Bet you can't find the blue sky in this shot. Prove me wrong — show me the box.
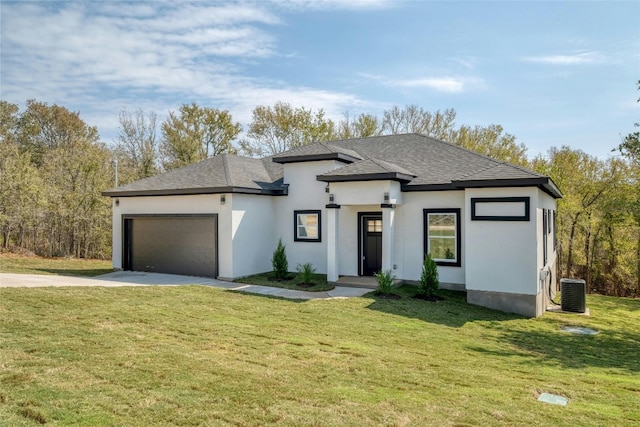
[1,0,638,160]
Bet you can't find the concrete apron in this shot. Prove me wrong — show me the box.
[0,272,372,301]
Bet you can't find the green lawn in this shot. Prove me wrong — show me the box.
[235,271,334,292]
[1,285,638,426]
[0,253,113,277]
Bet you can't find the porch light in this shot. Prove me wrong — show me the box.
[220,194,226,204]
[384,192,389,202]
[325,184,330,193]
[329,193,335,203]
[115,198,119,207]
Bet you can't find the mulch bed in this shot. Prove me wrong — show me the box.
[296,282,316,288]
[267,275,296,282]
[374,292,402,299]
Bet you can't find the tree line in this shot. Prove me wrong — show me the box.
[1,86,638,297]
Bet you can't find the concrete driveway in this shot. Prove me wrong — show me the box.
[0,271,372,300]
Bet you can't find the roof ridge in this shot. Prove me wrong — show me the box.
[221,153,233,186]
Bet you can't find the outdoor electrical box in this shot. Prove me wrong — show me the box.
[560,278,586,313]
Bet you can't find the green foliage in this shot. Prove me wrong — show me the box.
[239,101,336,156]
[337,112,381,139]
[160,103,241,170]
[374,269,395,295]
[445,247,454,259]
[1,100,111,258]
[420,254,440,297]
[448,123,529,167]
[296,262,316,284]
[271,238,289,279]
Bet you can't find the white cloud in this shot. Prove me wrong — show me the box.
[523,51,604,65]
[360,73,484,93]
[0,1,375,142]
[271,0,394,11]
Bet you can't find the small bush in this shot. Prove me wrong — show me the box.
[296,262,316,284]
[375,269,395,295]
[420,253,439,297]
[271,239,289,279]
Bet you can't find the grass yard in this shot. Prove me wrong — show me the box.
[0,285,639,426]
[0,253,113,277]
[235,272,334,292]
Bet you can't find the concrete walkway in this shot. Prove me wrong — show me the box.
[0,271,372,300]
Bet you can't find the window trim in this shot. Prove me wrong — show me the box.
[423,208,461,267]
[293,210,321,242]
[471,197,530,221]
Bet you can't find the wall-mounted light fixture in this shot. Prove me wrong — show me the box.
[329,193,335,203]
[384,192,389,202]
[325,184,330,193]
[115,198,120,207]
[220,194,226,205]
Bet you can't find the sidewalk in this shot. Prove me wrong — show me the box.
[0,271,373,301]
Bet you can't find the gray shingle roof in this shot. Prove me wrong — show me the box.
[103,133,561,198]
[102,154,283,196]
[317,157,416,182]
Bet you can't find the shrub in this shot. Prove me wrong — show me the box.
[375,269,395,295]
[420,253,439,297]
[271,239,288,279]
[296,262,316,284]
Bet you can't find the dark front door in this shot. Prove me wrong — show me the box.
[359,213,382,276]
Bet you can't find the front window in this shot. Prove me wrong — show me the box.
[294,210,321,242]
[424,208,461,266]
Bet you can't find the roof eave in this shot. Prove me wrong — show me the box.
[101,186,286,197]
[317,172,415,183]
[451,177,563,198]
[273,152,360,164]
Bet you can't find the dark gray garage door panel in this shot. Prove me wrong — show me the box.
[130,216,217,277]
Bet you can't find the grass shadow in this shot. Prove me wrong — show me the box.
[467,325,640,372]
[365,284,521,328]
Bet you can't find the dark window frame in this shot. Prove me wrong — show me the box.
[423,208,462,267]
[542,208,548,266]
[293,210,322,242]
[471,197,530,221]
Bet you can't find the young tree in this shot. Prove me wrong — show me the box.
[115,108,159,183]
[239,101,336,157]
[160,103,241,170]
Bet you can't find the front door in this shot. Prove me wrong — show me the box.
[359,213,382,276]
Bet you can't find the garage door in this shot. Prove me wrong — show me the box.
[123,215,217,277]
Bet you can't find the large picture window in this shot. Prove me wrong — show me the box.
[424,208,461,266]
[294,210,321,242]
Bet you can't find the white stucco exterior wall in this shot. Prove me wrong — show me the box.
[274,160,340,272]
[464,187,539,295]
[229,194,277,278]
[110,194,227,272]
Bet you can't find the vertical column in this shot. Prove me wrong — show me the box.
[381,207,395,273]
[326,206,340,282]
